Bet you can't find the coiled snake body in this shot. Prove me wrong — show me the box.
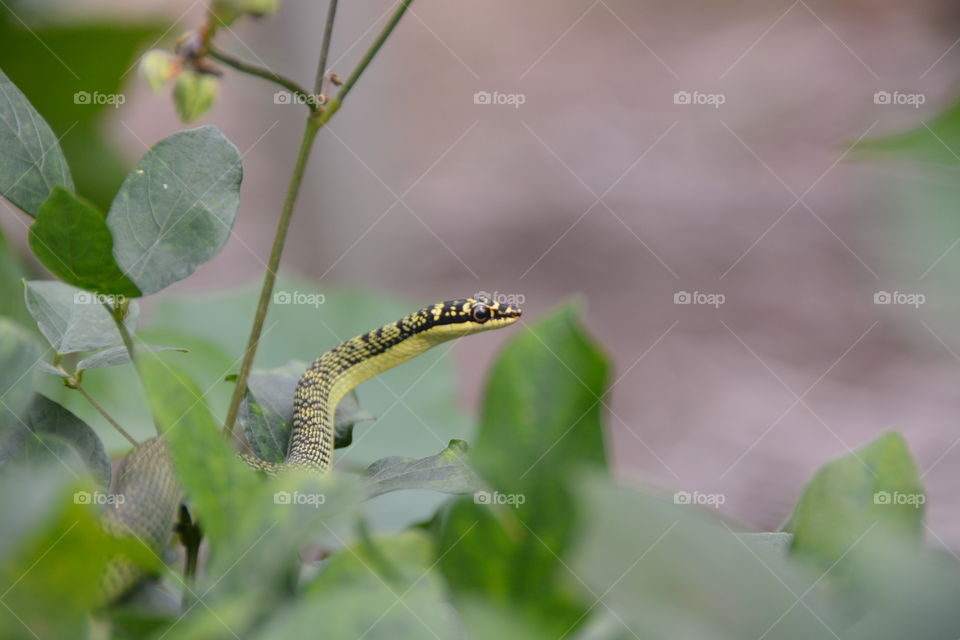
[102,297,521,600]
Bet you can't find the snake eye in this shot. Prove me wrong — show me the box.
[471,304,491,323]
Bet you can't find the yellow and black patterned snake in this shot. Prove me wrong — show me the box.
[101,297,521,600]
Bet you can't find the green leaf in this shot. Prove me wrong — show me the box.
[853,100,960,165]
[363,439,477,499]
[473,303,608,487]
[28,186,140,296]
[0,17,165,209]
[785,431,925,579]
[435,304,610,637]
[0,65,72,216]
[0,469,115,638]
[569,473,842,640]
[240,360,374,463]
[22,280,138,354]
[140,352,250,544]
[0,225,32,326]
[251,530,454,640]
[76,344,186,372]
[106,126,242,296]
[0,394,112,487]
[0,317,41,429]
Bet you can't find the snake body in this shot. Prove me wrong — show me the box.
[102,297,521,600]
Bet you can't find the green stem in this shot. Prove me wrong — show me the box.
[106,301,160,436]
[314,0,339,95]
[207,46,320,112]
[222,0,416,438]
[335,0,413,104]
[223,118,321,439]
[75,384,139,447]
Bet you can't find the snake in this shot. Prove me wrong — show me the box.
[100,297,521,601]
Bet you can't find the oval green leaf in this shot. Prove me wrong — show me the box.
[29,187,140,297]
[0,66,73,216]
[106,126,242,295]
[22,280,138,354]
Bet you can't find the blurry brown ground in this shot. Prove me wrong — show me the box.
[20,0,960,550]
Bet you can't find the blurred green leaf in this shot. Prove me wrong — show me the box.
[0,226,32,326]
[472,303,608,487]
[0,65,72,216]
[0,394,111,487]
[0,468,115,639]
[0,16,164,209]
[853,101,960,165]
[240,360,374,462]
[106,126,242,296]
[785,431,924,580]
[76,344,186,373]
[571,473,842,640]
[0,316,41,429]
[435,304,610,637]
[251,530,454,640]
[28,186,141,296]
[363,439,477,499]
[22,280,138,354]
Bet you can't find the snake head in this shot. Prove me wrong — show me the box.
[419,297,522,339]
[466,295,522,327]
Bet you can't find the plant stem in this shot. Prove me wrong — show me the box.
[223,117,321,439]
[207,46,320,111]
[222,0,416,438]
[75,385,139,446]
[106,301,160,436]
[314,0,339,95]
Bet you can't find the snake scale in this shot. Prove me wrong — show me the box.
[101,297,521,600]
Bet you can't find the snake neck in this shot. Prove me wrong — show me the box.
[280,317,450,473]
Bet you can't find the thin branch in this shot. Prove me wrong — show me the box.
[106,301,161,436]
[314,0,340,95]
[223,118,321,439]
[75,385,139,447]
[207,46,320,111]
[318,0,414,124]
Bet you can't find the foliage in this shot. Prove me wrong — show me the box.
[0,3,958,639]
